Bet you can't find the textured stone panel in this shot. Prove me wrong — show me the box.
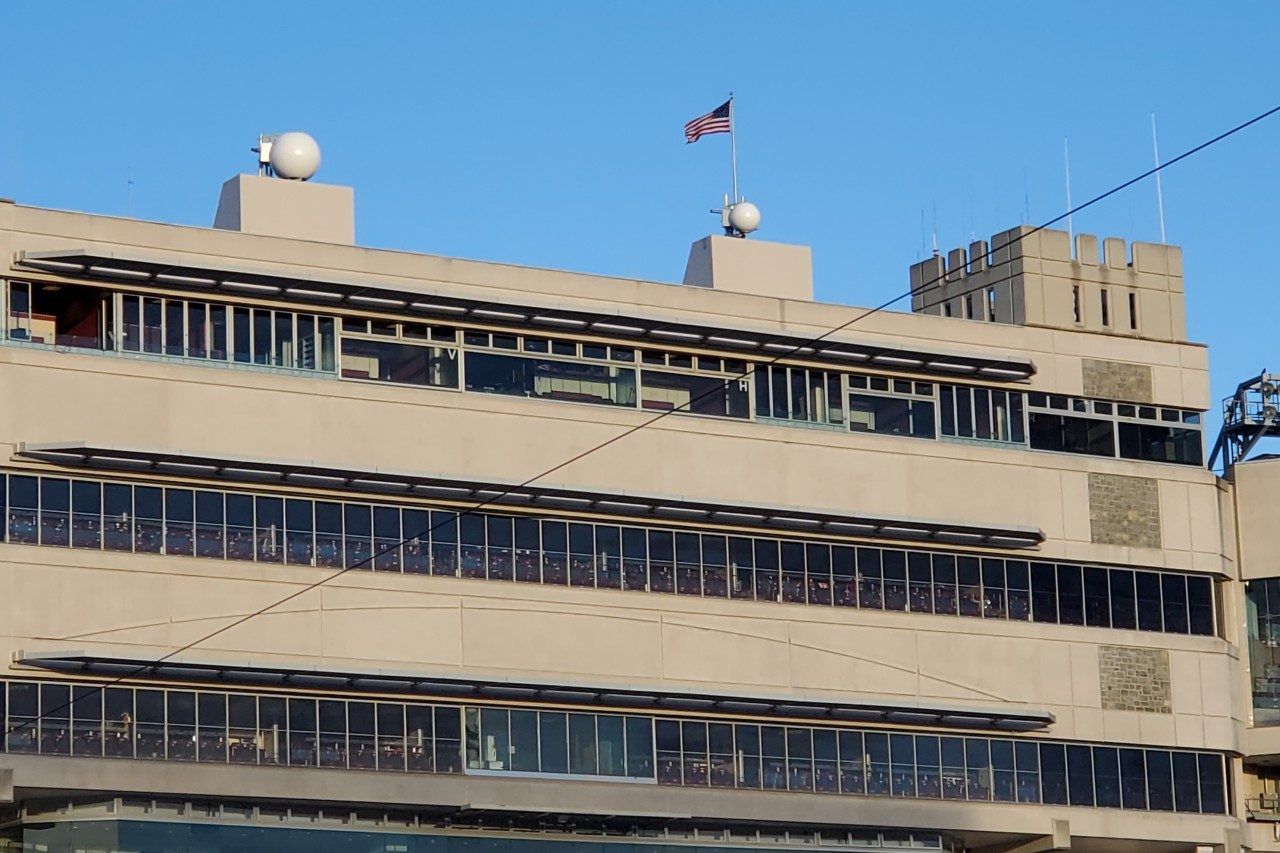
[1088,473,1162,548]
[1082,358,1154,403]
[1099,646,1171,713]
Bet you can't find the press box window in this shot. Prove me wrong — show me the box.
[1027,393,1204,466]
[939,385,1025,444]
[1118,422,1203,466]
[848,377,935,439]
[754,366,844,427]
[5,280,112,351]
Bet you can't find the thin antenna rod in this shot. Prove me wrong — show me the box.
[1063,138,1074,243]
[1151,113,1167,243]
[127,167,134,218]
[931,199,939,256]
[1022,167,1031,223]
[728,93,739,204]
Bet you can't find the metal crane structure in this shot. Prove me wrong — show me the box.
[1209,371,1280,475]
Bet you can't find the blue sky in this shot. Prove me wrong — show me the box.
[3,2,1278,432]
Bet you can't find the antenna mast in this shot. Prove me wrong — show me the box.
[1151,113,1167,243]
[1063,138,1074,244]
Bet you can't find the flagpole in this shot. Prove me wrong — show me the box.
[728,93,739,203]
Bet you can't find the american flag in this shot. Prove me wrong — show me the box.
[684,100,732,144]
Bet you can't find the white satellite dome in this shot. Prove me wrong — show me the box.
[728,201,761,234]
[269,132,322,180]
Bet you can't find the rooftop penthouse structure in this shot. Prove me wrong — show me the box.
[0,134,1273,853]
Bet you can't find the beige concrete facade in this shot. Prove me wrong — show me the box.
[0,194,1256,852]
[911,227,1187,343]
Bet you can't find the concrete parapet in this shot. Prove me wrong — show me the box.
[908,226,1186,342]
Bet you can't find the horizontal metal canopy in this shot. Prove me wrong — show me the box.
[14,249,1036,382]
[13,650,1055,732]
[15,442,1045,549]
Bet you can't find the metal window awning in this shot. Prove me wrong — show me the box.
[12,650,1055,731]
[13,249,1037,381]
[14,442,1045,549]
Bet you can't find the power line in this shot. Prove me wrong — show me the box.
[6,101,1279,741]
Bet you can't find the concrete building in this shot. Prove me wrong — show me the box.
[0,155,1265,852]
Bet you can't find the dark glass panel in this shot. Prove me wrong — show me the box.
[1187,576,1214,636]
[655,718,681,784]
[1118,422,1203,466]
[1066,744,1094,806]
[882,550,907,611]
[1171,752,1200,813]
[1057,565,1084,625]
[864,732,890,795]
[857,547,882,610]
[542,520,568,585]
[103,482,133,552]
[342,337,458,388]
[838,730,864,795]
[1136,571,1163,632]
[965,738,990,801]
[195,491,225,559]
[625,716,653,778]
[941,736,966,800]
[812,728,838,793]
[805,543,831,606]
[641,369,747,418]
[981,558,1006,619]
[1005,559,1030,620]
[1199,753,1225,813]
[677,531,703,596]
[314,499,345,563]
[71,684,104,757]
[133,485,163,554]
[71,479,102,550]
[475,514,510,581]
[225,493,255,561]
[889,733,915,797]
[39,683,70,755]
[1162,574,1189,634]
[787,727,813,792]
[1015,741,1040,803]
[39,477,70,547]
[1039,743,1068,805]
[539,712,569,775]
[832,545,855,607]
[737,722,752,788]
[1146,750,1174,811]
[285,499,315,567]
[1119,748,1147,810]
[990,739,1015,802]
[1109,569,1137,630]
[1028,412,1116,457]
[1083,566,1111,628]
[915,735,941,799]
[456,513,487,579]
[908,551,933,613]
[679,720,707,786]
[430,510,459,577]
[957,556,982,618]
[1093,746,1121,808]
[164,488,194,557]
[254,496,284,563]
[932,554,957,615]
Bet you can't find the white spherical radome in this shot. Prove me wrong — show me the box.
[727,201,762,234]
[269,132,322,180]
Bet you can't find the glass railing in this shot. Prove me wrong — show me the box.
[0,677,1230,815]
